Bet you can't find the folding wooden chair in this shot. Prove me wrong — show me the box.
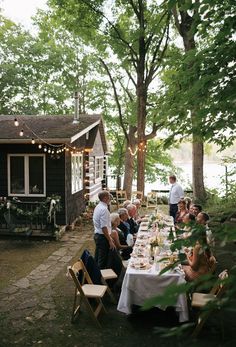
[146,192,158,208]
[115,190,127,208]
[131,191,143,202]
[100,268,118,303]
[80,249,118,304]
[191,269,228,337]
[68,260,107,328]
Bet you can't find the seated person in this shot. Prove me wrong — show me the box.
[190,203,202,217]
[126,203,139,235]
[123,200,131,209]
[182,228,216,282]
[175,199,189,225]
[133,199,144,223]
[110,212,133,260]
[117,207,130,241]
[179,213,195,239]
[196,211,214,247]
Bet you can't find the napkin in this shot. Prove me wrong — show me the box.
[127,233,134,247]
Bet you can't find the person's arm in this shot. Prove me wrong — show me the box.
[102,226,116,249]
[100,208,115,249]
[111,230,129,250]
[186,243,201,270]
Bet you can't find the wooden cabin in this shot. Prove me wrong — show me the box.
[0,114,108,233]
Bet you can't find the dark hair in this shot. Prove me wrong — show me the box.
[200,212,210,222]
[98,190,110,201]
[169,175,176,181]
[188,213,195,221]
[193,204,202,212]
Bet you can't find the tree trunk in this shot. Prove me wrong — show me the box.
[192,138,206,202]
[137,146,146,194]
[123,126,137,199]
[123,143,135,199]
[179,12,206,202]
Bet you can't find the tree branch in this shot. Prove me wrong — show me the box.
[172,5,181,35]
[80,0,138,58]
[128,0,140,19]
[99,58,129,143]
[145,15,170,86]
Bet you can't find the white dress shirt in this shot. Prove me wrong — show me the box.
[93,201,111,235]
[169,183,184,204]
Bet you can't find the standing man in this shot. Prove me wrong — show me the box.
[168,175,184,221]
[93,190,115,269]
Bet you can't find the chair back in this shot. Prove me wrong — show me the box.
[146,191,158,208]
[70,259,93,286]
[81,249,102,284]
[116,190,127,207]
[210,269,228,296]
[131,191,143,202]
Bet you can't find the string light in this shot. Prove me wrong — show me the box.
[13,118,86,156]
[128,141,147,156]
[128,146,138,156]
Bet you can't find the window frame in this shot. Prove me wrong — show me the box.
[7,153,46,197]
[71,153,83,194]
[95,156,104,182]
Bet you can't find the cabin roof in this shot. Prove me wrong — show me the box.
[0,114,104,145]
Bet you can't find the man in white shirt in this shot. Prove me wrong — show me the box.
[168,175,184,221]
[93,190,115,269]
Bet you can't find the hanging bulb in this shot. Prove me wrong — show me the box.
[44,147,47,152]
[38,144,42,149]
[19,129,24,136]
[31,138,35,144]
[14,118,19,127]
[48,148,51,153]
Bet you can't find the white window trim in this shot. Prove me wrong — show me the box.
[95,156,104,183]
[7,154,46,197]
[71,153,83,194]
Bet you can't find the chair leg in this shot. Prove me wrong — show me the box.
[85,299,102,328]
[71,289,81,323]
[192,311,211,338]
[101,278,116,304]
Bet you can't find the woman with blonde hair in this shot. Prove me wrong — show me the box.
[110,212,132,260]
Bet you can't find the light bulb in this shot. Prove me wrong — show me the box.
[19,129,24,136]
[14,118,19,127]
[31,139,35,144]
[38,144,42,149]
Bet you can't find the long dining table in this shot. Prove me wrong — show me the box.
[117,216,189,323]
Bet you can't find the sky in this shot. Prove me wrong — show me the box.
[1,0,47,28]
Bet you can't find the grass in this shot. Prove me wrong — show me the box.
[0,238,61,290]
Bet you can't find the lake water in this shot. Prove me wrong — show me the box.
[108,161,235,195]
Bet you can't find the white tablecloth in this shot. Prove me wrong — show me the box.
[117,261,189,323]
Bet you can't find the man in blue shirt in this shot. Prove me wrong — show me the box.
[168,175,184,221]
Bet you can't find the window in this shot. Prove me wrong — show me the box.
[71,154,83,194]
[8,154,45,196]
[95,157,104,180]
